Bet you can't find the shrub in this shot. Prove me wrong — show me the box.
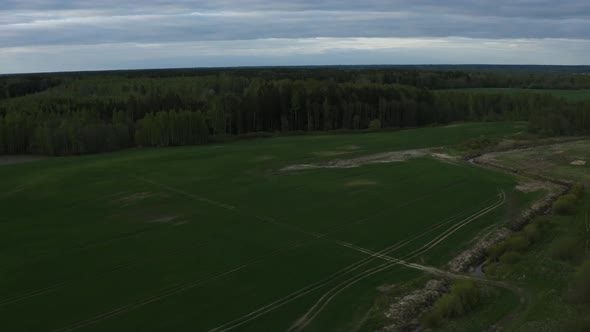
[487,242,508,262]
[484,262,499,276]
[368,119,382,130]
[422,310,444,329]
[422,280,481,328]
[522,223,541,243]
[500,251,523,264]
[435,293,464,317]
[550,237,581,261]
[571,184,586,200]
[532,216,553,230]
[553,194,578,215]
[504,234,531,252]
[457,136,498,152]
[565,318,590,332]
[566,260,590,304]
[451,280,480,310]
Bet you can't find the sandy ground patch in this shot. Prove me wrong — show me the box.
[339,145,361,150]
[515,180,561,193]
[254,155,275,161]
[116,192,154,204]
[149,215,181,224]
[283,149,430,172]
[282,149,456,172]
[431,153,456,161]
[0,155,47,166]
[312,150,354,157]
[173,220,188,226]
[571,160,587,166]
[345,180,377,187]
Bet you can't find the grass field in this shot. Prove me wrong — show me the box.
[0,122,535,332]
[440,88,590,102]
[485,140,590,183]
[444,139,590,332]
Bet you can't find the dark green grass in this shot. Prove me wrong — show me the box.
[439,88,590,102]
[0,122,531,332]
[437,286,521,332]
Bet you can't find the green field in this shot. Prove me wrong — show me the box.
[441,88,590,102]
[0,123,534,332]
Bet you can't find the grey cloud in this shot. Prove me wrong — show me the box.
[2,1,590,19]
[1,1,589,72]
[2,38,589,74]
[2,9,590,49]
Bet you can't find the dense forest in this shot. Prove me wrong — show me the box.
[0,66,589,155]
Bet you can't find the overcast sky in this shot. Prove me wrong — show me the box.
[1,1,590,73]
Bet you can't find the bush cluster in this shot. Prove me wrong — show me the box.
[550,237,581,261]
[553,194,579,215]
[422,280,481,328]
[456,135,498,152]
[554,184,586,215]
[566,260,590,304]
[487,234,531,263]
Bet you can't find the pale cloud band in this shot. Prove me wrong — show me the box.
[1,1,589,73]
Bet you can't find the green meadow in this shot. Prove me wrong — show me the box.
[0,122,535,331]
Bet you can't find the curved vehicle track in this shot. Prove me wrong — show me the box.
[287,192,506,332]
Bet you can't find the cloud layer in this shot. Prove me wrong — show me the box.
[1,1,590,73]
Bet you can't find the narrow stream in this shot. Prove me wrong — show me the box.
[470,261,486,277]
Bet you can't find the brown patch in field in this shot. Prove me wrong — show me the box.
[339,145,361,150]
[431,153,457,161]
[571,160,587,166]
[117,192,154,204]
[281,149,431,172]
[345,180,377,187]
[313,150,353,157]
[0,155,47,166]
[0,186,27,197]
[515,181,560,193]
[149,215,181,224]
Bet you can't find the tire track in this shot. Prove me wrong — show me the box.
[51,190,491,332]
[5,178,457,315]
[206,195,501,332]
[0,240,213,307]
[287,191,505,332]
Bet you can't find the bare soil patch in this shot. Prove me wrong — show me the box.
[345,180,377,187]
[254,155,275,162]
[312,150,354,157]
[0,155,47,166]
[339,145,361,150]
[281,149,456,173]
[281,149,431,172]
[515,180,561,193]
[148,215,181,224]
[116,192,155,205]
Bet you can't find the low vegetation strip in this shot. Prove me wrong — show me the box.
[376,141,575,332]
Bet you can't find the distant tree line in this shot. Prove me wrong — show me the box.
[0,68,589,155]
[0,77,62,100]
